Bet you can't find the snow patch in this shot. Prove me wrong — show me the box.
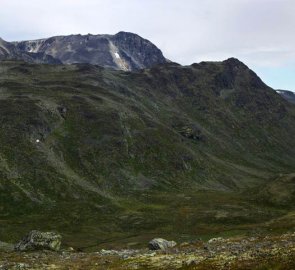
[23,39,46,53]
[109,40,130,71]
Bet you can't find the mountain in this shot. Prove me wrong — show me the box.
[0,38,61,64]
[276,89,295,104]
[12,32,168,70]
[0,37,19,58]
[1,58,295,247]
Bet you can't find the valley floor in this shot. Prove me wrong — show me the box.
[1,232,295,270]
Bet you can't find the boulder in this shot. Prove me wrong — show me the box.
[208,237,224,244]
[14,230,62,251]
[148,238,177,250]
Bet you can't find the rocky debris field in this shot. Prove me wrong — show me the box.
[0,232,295,269]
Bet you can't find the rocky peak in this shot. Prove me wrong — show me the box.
[111,31,167,70]
[11,32,168,70]
[219,58,266,89]
[223,57,248,68]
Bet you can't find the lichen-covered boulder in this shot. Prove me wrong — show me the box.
[148,238,177,250]
[14,230,62,251]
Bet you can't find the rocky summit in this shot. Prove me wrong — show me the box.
[2,32,168,70]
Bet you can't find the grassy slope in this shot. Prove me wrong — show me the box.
[0,59,295,248]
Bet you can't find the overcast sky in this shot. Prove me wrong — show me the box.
[1,0,294,90]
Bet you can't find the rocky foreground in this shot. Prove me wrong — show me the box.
[0,232,295,269]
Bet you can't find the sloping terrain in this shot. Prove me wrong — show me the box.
[1,233,295,269]
[276,89,295,104]
[258,173,295,206]
[0,59,295,247]
[13,32,168,70]
[0,38,60,64]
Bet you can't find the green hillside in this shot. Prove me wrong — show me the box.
[0,59,294,249]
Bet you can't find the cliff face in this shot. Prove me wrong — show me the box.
[12,32,168,70]
[0,38,61,64]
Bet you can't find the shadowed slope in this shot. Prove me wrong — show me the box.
[0,59,294,246]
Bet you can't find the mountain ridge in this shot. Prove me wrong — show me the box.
[8,31,168,70]
[1,31,295,248]
[276,89,295,104]
[0,37,61,64]
[0,58,295,245]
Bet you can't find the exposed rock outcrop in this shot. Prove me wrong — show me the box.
[11,32,168,70]
[148,238,177,250]
[14,231,62,252]
[0,38,61,64]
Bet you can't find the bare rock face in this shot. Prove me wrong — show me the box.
[14,230,62,252]
[12,32,168,70]
[0,38,61,64]
[148,238,177,250]
[111,31,168,70]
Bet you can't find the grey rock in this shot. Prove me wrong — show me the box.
[12,32,168,70]
[0,38,60,64]
[98,249,141,258]
[148,238,177,250]
[14,230,62,251]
